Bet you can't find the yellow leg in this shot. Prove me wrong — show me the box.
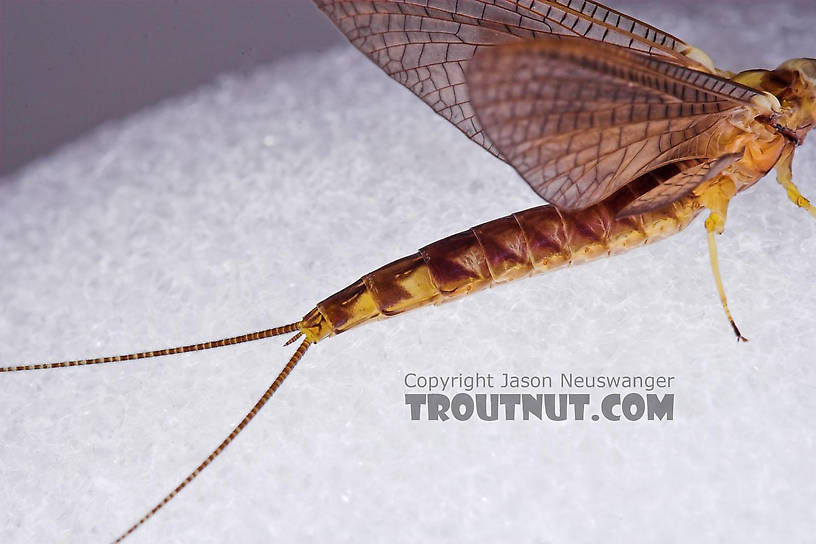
[776,147,816,220]
[704,212,748,342]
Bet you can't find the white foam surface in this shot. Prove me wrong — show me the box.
[2,3,816,542]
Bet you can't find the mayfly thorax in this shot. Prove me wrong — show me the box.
[3,1,816,541]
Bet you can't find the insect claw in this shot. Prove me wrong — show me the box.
[730,320,749,343]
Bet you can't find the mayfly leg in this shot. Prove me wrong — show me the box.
[705,211,748,342]
[776,146,816,220]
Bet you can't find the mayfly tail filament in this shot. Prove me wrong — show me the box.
[2,318,314,541]
[0,322,303,373]
[112,336,312,543]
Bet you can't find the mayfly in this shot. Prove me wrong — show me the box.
[4,0,816,541]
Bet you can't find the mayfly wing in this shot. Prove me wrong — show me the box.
[314,0,693,158]
[617,152,744,217]
[466,37,762,211]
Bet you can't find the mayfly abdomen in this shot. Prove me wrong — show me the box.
[301,175,703,344]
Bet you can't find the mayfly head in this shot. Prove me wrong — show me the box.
[767,58,816,145]
[776,57,816,85]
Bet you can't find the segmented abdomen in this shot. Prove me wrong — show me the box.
[300,172,703,343]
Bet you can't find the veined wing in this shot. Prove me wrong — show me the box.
[617,153,743,217]
[314,0,692,157]
[466,38,761,210]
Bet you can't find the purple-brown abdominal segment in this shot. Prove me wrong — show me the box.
[471,215,532,283]
[421,231,493,297]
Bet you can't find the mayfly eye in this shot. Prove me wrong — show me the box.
[766,69,795,90]
[799,59,816,80]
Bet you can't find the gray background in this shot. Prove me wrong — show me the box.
[0,0,342,178]
[4,0,815,180]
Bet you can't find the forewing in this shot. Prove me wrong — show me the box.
[617,152,743,217]
[314,0,691,157]
[467,38,760,210]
